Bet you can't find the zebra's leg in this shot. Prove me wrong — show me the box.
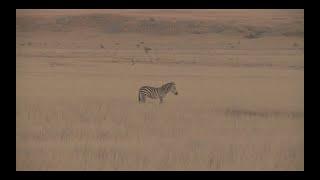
[139,93,145,103]
[159,97,163,104]
[138,92,141,103]
[141,95,146,103]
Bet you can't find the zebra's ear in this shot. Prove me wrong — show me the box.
[171,81,175,85]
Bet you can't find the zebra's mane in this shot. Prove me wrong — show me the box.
[162,82,175,87]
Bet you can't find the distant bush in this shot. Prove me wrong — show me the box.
[55,17,72,25]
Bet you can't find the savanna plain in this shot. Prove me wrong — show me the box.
[16,9,304,170]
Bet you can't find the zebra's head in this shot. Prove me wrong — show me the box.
[169,82,178,95]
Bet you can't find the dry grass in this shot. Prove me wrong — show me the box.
[16,9,304,171]
[16,97,304,170]
[16,63,304,171]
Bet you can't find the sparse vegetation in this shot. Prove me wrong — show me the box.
[245,32,261,39]
[149,17,155,22]
[144,47,152,54]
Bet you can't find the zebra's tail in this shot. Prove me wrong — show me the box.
[138,91,141,103]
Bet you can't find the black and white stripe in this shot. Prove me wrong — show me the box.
[138,82,178,103]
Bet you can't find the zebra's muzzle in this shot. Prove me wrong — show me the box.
[175,92,178,95]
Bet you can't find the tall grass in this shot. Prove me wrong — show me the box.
[16,96,304,170]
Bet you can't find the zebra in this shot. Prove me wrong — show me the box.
[138,82,178,104]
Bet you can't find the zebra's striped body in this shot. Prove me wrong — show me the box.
[138,82,178,104]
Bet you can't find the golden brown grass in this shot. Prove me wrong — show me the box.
[16,9,304,171]
[16,63,304,170]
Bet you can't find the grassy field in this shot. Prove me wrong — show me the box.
[16,9,304,170]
